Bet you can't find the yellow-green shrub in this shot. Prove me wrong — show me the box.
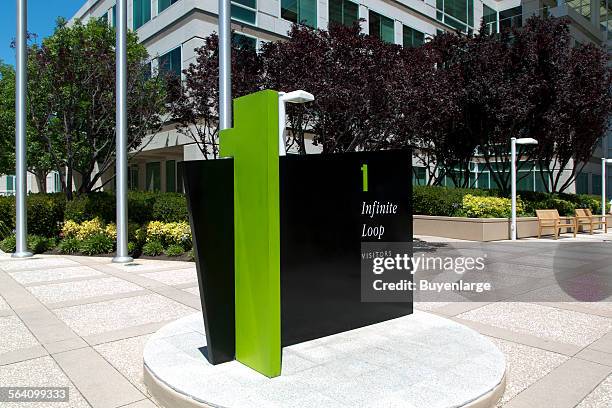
[145,221,192,250]
[462,194,524,218]
[61,218,114,240]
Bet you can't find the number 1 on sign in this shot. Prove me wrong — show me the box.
[361,164,368,192]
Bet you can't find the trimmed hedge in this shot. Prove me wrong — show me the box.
[413,185,607,218]
[0,193,65,237]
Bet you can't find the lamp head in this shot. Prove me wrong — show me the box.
[515,138,538,145]
[280,90,315,104]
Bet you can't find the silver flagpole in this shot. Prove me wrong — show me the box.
[112,0,132,263]
[218,0,232,130]
[13,0,32,258]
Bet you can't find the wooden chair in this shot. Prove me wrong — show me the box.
[536,209,576,239]
[575,208,607,234]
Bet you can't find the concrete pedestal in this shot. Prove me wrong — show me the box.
[143,311,506,408]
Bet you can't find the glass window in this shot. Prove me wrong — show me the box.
[403,26,425,47]
[368,10,394,43]
[576,172,589,194]
[111,5,116,28]
[567,0,591,20]
[99,13,109,25]
[129,166,139,190]
[281,0,317,27]
[159,0,180,13]
[329,0,358,27]
[6,175,15,192]
[593,174,602,195]
[436,0,474,32]
[483,4,497,34]
[499,6,522,31]
[232,0,257,24]
[166,160,176,192]
[146,162,161,191]
[133,0,151,29]
[232,33,257,50]
[158,47,182,77]
[412,167,426,185]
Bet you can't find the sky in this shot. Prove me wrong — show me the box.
[0,0,83,65]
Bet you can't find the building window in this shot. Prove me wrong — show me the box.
[111,5,117,28]
[146,162,161,191]
[499,6,522,31]
[368,10,394,43]
[281,0,317,27]
[231,0,257,25]
[436,0,474,32]
[483,4,497,34]
[412,167,426,185]
[232,33,257,51]
[403,26,425,47]
[593,174,602,195]
[329,0,358,27]
[576,172,589,194]
[99,13,109,25]
[128,166,139,190]
[165,161,176,192]
[133,0,151,29]
[6,175,15,192]
[158,47,182,77]
[566,0,591,21]
[53,172,61,192]
[159,0,180,14]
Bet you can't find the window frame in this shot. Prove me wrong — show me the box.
[368,9,395,43]
[279,0,318,28]
[328,0,359,28]
[232,0,258,25]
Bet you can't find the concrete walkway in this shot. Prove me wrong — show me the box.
[0,251,610,407]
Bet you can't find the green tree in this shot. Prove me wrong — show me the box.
[28,18,167,199]
[0,61,15,176]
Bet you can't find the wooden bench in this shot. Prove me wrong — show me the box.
[575,208,607,234]
[536,209,576,239]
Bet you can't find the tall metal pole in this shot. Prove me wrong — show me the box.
[511,138,517,240]
[13,0,32,258]
[602,158,606,219]
[112,0,132,263]
[218,0,232,130]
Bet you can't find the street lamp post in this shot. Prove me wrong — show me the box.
[218,0,231,131]
[112,0,132,263]
[511,137,538,240]
[601,158,612,226]
[13,0,32,258]
[278,91,315,156]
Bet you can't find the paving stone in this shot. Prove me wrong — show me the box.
[575,374,612,408]
[94,335,151,393]
[182,286,200,297]
[0,257,78,272]
[0,294,9,311]
[0,316,39,354]
[54,294,195,336]
[488,337,568,405]
[140,268,198,286]
[0,356,90,408]
[458,302,612,347]
[26,277,143,304]
[9,265,104,285]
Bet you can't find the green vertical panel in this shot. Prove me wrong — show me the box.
[220,90,281,378]
[166,160,176,192]
[329,0,343,25]
[380,15,395,43]
[344,0,358,25]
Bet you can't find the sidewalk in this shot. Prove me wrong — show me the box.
[0,251,610,408]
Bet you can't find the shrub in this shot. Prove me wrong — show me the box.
[128,191,157,224]
[151,193,188,222]
[27,194,65,237]
[188,248,195,262]
[127,241,136,255]
[58,237,80,254]
[462,194,523,218]
[28,235,54,254]
[0,196,14,230]
[0,220,10,240]
[413,186,490,217]
[145,221,192,250]
[0,235,16,253]
[76,218,105,240]
[142,240,164,256]
[524,197,575,216]
[164,244,185,257]
[79,233,115,255]
[65,192,115,223]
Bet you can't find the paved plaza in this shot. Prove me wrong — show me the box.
[0,235,611,407]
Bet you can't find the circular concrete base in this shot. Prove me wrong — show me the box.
[143,312,506,408]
